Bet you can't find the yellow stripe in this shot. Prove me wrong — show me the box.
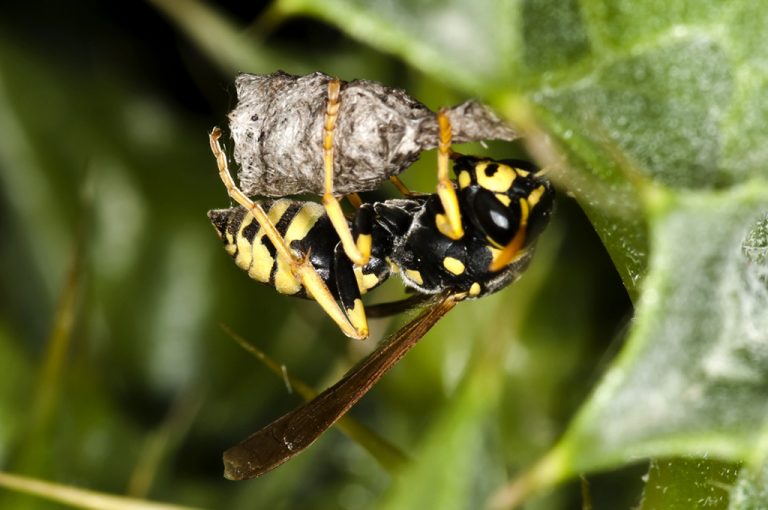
[224,230,237,256]
[248,201,290,284]
[234,213,254,271]
[527,185,546,207]
[274,202,323,295]
[519,198,530,225]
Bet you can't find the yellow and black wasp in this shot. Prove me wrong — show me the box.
[208,133,554,479]
[209,129,554,342]
[225,71,519,271]
[207,75,554,478]
[209,76,552,339]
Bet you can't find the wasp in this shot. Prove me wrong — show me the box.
[209,129,554,341]
[209,128,554,478]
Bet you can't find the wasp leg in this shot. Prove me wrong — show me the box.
[389,176,414,197]
[346,193,363,209]
[322,78,371,266]
[333,244,369,335]
[489,198,529,272]
[434,110,465,240]
[210,127,367,340]
[352,202,374,268]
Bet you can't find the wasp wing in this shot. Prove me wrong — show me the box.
[222,292,459,480]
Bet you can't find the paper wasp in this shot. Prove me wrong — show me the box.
[208,75,554,478]
[208,136,553,480]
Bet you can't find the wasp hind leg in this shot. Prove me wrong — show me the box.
[333,244,369,336]
[434,110,464,240]
[321,78,372,267]
[209,127,368,340]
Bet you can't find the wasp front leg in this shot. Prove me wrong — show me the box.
[210,127,368,340]
[434,110,464,240]
[321,78,372,267]
[333,244,369,337]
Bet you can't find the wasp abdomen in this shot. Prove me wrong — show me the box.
[209,200,327,297]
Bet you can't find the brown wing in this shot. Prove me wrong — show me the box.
[222,292,461,480]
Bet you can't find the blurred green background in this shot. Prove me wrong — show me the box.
[3,1,765,509]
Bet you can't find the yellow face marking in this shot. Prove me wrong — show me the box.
[515,168,530,177]
[527,185,546,208]
[476,162,516,193]
[458,170,472,189]
[519,198,530,225]
[469,282,481,296]
[443,256,466,275]
[495,193,511,207]
[234,213,255,271]
[405,269,424,285]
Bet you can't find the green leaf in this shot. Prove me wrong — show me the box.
[556,185,768,473]
[730,461,768,510]
[639,459,739,510]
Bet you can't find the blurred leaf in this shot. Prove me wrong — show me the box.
[150,0,284,73]
[639,459,739,510]
[0,471,203,510]
[558,186,768,471]
[729,461,768,510]
[380,351,501,510]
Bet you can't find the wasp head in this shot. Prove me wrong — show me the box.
[454,155,554,252]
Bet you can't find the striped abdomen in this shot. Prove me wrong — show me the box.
[208,199,390,299]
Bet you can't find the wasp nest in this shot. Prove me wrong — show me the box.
[227,71,518,196]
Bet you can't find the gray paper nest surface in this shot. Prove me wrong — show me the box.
[228,71,517,196]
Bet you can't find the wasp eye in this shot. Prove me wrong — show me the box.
[465,189,519,246]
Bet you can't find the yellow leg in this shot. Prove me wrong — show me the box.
[322,78,371,266]
[389,176,414,196]
[346,193,363,209]
[209,127,368,340]
[435,110,464,240]
[489,198,529,272]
